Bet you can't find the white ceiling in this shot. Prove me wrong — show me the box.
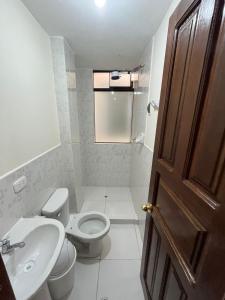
[22,0,172,69]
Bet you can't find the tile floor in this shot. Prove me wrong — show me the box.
[68,224,144,300]
[81,187,138,223]
[67,187,144,300]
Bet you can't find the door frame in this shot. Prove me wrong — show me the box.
[0,254,15,299]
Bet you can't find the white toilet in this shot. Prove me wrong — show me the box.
[66,211,110,258]
[42,188,110,259]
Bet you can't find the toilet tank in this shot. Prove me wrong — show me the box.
[42,188,69,227]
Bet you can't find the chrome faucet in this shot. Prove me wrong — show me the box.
[0,239,25,254]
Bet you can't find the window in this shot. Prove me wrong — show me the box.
[109,73,131,87]
[93,71,134,143]
[94,72,109,88]
[94,71,132,89]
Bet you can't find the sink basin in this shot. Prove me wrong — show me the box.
[2,217,65,300]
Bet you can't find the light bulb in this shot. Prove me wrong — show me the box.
[95,0,106,8]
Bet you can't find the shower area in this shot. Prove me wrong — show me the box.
[77,69,136,224]
[52,37,154,242]
[76,66,153,239]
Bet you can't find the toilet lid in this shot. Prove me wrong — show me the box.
[50,238,76,278]
[42,188,69,215]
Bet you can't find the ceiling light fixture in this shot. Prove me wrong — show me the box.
[95,0,106,8]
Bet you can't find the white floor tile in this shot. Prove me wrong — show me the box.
[105,198,137,219]
[81,186,138,220]
[105,187,130,202]
[84,186,106,200]
[68,259,99,300]
[135,225,144,257]
[81,198,105,213]
[81,186,106,213]
[104,187,137,219]
[101,224,140,260]
[97,260,144,300]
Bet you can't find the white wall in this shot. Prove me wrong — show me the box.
[0,37,83,238]
[131,0,181,240]
[145,0,181,151]
[0,0,60,177]
[130,40,153,240]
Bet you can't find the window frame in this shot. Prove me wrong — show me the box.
[93,70,134,144]
[93,70,134,92]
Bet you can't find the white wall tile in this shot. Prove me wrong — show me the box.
[130,40,154,240]
[76,69,132,186]
[0,146,64,237]
[51,37,84,212]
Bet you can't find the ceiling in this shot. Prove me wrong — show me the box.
[22,0,172,69]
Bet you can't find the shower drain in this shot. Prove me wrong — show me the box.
[24,260,35,272]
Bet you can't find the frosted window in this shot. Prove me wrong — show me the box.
[110,73,131,87]
[95,92,133,143]
[94,72,109,88]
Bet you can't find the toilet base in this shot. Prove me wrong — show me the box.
[68,235,103,258]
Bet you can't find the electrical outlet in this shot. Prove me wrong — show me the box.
[13,176,27,193]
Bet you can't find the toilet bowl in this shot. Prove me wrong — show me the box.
[66,212,110,257]
[42,188,110,259]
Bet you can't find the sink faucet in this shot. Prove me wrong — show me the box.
[0,239,25,254]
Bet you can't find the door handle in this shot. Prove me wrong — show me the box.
[142,203,154,214]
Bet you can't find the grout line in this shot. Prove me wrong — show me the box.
[103,186,107,214]
[77,257,101,261]
[134,225,142,258]
[95,257,101,300]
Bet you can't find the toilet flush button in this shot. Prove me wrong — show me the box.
[13,176,27,193]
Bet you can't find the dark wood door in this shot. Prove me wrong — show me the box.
[0,254,15,299]
[141,0,225,299]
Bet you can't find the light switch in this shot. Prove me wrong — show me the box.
[13,176,27,193]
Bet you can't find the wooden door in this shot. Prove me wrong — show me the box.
[0,254,15,299]
[141,0,225,299]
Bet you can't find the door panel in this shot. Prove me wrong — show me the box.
[162,262,186,300]
[187,38,225,200]
[141,0,225,299]
[144,224,188,299]
[161,5,199,166]
[156,179,206,270]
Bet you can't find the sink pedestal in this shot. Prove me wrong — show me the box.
[31,282,52,300]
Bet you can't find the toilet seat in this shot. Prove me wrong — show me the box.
[66,212,110,242]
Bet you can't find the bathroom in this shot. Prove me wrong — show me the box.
[1,0,225,299]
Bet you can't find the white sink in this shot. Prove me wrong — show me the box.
[2,217,65,300]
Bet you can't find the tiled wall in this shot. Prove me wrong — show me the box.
[0,146,64,237]
[0,37,83,237]
[51,37,83,212]
[76,68,131,186]
[130,41,154,240]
